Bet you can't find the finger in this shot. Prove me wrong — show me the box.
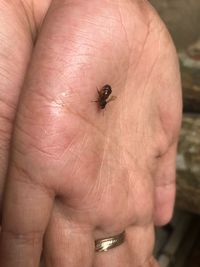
[0,0,52,210]
[0,2,33,207]
[44,203,94,267]
[0,159,54,267]
[153,143,177,226]
[94,224,155,267]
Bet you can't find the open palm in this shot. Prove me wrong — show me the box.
[0,0,182,266]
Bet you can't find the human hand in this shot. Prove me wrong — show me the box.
[0,0,182,266]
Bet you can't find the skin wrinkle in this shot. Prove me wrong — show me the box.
[16,87,122,161]
[0,100,16,119]
[19,0,36,42]
[42,38,111,81]
[15,101,119,209]
[119,120,133,212]
[70,136,114,208]
[124,30,150,152]
[14,126,74,160]
[135,43,160,137]
[122,151,136,221]
[117,1,131,55]
[0,66,10,81]
[32,0,52,29]
[24,89,61,113]
[0,44,25,83]
[18,0,51,42]
[62,107,107,140]
[0,102,16,144]
[155,180,176,188]
[109,6,130,84]
[85,141,118,221]
[77,178,104,211]
[66,183,105,215]
[11,158,55,199]
[1,1,33,46]
[18,137,64,159]
[1,228,43,246]
[93,166,147,232]
[66,132,90,176]
[0,134,10,147]
[133,44,162,162]
[14,116,73,162]
[32,42,110,94]
[55,133,80,163]
[36,44,92,72]
[92,6,131,77]
[0,118,13,137]
[47,202,92,236]
[30,1,38,39]
[127,21,149,73]
[96,134,109,199]
[0,44,28,82]
[46,4,125,55]
[14,120,38,146]
[77,16,119,30]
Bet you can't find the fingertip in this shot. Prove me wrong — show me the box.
[154,183,176,226]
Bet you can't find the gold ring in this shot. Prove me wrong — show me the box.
[95,231,125,252]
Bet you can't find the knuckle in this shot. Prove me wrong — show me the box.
[1,228,43,246]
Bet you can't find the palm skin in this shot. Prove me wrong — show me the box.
[0,0,182,266]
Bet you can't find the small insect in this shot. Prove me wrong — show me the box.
[94,84,116,109]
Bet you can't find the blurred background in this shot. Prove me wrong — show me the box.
[149,1,200,267]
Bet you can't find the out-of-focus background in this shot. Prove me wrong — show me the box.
[149,1,200,267]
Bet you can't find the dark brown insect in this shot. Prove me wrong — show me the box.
[95,84,116,109]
